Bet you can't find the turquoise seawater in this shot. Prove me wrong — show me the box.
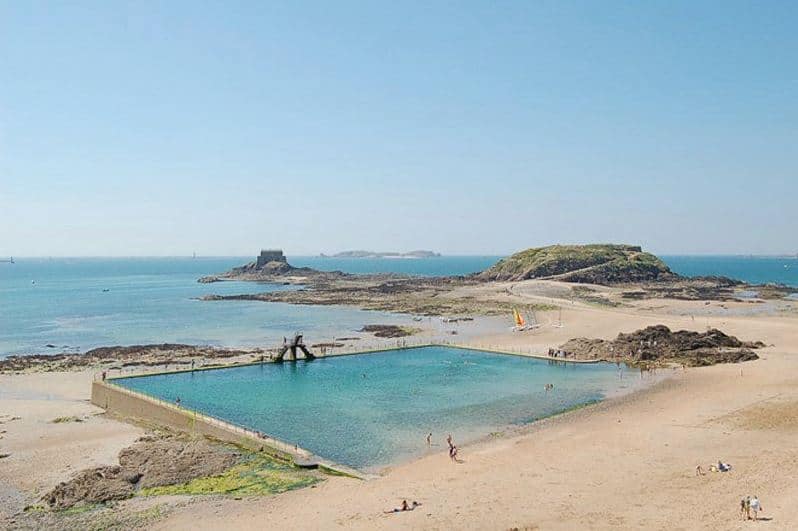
[115,346,636,469]
[2,255,795,358]
[662,255,798,287]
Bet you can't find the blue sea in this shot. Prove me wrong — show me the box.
[1,255,795,358]
[116,345,638,469]
[662,255,798,287]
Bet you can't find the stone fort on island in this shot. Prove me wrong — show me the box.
[256,249,287,268]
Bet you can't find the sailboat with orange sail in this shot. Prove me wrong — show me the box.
[513,308,526,328]
[511,308,539,331]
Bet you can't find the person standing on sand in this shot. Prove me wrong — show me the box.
[749,495,762,520]
[446,434,453,451]
[426,433,432,446]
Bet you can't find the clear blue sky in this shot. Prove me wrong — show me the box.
[1,1,796,256]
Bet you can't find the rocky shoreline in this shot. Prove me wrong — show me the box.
[557,325,765,367]
[0,344,262,373]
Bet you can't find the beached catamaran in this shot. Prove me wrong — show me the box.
[513,308,526,330]
[511,307,543,332]
[511,308,536,331]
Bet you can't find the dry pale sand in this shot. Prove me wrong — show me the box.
[2,283,797,529]
[0,371,144,520]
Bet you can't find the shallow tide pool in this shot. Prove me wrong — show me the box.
[115,346,639,470]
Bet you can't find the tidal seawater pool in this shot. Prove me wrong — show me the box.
[115,346,638,470]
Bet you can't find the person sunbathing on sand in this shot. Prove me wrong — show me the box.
[384,500,421,514]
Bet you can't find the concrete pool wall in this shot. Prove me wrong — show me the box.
[91,380,367,479]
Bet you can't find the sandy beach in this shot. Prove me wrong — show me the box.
[2,282,797,529]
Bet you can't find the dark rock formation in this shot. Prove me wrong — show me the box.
[358,325,418,338]
[0,344,258,373]
[117,435,238,489]
[558,325,763,366]
[42,434,238,510]
[42,466,141,509]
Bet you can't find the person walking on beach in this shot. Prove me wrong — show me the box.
[449,444,458,462]
[740,496,750,520]
[175,397,181,407]
[426,432,432,446]
[749,495,762,520]
[446,434,453,451]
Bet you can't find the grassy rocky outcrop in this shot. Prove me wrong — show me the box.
[476,244,676,284]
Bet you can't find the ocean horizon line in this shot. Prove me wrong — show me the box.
[3,252,797,260]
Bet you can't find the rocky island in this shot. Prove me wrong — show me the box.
[476,244,676,283]
[199,245,796,310]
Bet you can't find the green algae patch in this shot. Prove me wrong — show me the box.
[59,503,102,515]
[138,454,319,497]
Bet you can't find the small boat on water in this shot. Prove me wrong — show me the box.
[0,256,13,264]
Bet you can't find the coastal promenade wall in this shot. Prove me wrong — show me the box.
[91,380,365,479]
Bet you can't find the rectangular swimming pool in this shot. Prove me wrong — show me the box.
[114,346,637,470]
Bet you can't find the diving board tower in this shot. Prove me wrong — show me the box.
[274,333,316,362]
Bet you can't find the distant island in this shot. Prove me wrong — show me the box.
[320,250,441,259]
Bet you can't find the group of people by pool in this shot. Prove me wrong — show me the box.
[424,432,461,462]
[547,348,569,358]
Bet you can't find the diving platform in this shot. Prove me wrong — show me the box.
[273,333,316,362]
